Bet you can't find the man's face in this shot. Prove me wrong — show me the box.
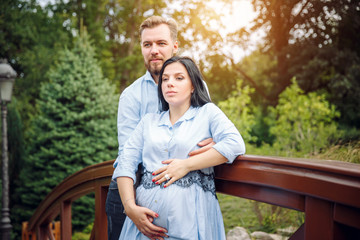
[141,24,178,82]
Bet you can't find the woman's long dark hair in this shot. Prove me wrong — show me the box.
[158,56,211,111]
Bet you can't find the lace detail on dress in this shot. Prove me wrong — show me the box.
[140,169,216,196]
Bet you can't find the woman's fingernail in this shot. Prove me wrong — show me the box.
[156,181,159,185]
[155,213,159,218]
[164,185,167,188]
[152,172,155,176]
[152,179,155,182]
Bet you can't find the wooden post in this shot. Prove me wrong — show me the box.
[304,197,334,240]
[60,201,72,240]
[94,183,108,240]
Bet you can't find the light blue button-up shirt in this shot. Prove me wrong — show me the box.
[112,103,245,182]
[114,71,159,167]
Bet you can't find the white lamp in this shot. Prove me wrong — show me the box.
[0,59,16,102]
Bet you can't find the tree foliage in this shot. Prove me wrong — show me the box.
[0,0,72,125]
[12,32,118,237]
[229,0,360,127]
[218,80,257,143]
[170,0,237,102]
[50,0,168,92]
[249,0,359,93]
[7,98,26,205]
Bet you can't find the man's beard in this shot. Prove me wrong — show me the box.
[145,60,162,77]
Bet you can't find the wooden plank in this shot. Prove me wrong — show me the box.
[216,180,305,211]
[334,203,360,229]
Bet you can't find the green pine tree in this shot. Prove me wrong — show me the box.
[13,31,118,237]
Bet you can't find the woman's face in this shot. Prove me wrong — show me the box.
[161,62,194,109]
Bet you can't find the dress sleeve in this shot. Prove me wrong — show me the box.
[112,115,146,183]
[208,104,246,163]
[113,89,141,168]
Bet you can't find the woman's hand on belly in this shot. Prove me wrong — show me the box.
[126,204,168,239]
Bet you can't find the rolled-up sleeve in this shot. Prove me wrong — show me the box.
[209,104,245,163]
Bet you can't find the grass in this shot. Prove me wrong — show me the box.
[246,139,360,164]
[311,141,360,164]
[218,193,304,235]
[218,193,257,233]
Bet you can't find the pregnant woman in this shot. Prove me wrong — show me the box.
[113,56,245,240]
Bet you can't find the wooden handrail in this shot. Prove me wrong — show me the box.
[24,155,360,240]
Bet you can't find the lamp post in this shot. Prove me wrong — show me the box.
[0,59,16,240]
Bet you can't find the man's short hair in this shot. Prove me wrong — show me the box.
[139,16,178,42]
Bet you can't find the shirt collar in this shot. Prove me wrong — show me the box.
[158,106,198,127]
[144,71,157,84]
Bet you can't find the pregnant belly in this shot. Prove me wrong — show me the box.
[136,184,197,231]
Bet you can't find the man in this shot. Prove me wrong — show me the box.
[105,16,214,240]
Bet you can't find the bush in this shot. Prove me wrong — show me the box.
[267,78,340,157]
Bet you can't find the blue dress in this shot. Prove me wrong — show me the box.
[114,103,245,240]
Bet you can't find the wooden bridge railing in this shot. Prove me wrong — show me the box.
[23,155,360,240]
